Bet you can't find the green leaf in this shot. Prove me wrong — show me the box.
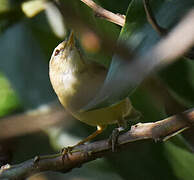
[106,140,194,180]
[164,141,194,180]
[81,0,158,111]
[0,73,20,117]
[160,59,194,107]
[0,22,55,109]
[82,0,194,111]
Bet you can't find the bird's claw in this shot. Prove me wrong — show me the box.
[61,146,74,154]
[108,128,120,152]
[108,127,125,152]
[61,146,74,160]
[61,146,84,161]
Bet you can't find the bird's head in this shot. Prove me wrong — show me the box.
[49,32,85,74]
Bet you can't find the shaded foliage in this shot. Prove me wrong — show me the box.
[0,0,194,179]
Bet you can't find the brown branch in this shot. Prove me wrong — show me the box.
[80,0,125,26]
[0,108,194,180]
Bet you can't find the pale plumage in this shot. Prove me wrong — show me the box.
[49,32,140,149]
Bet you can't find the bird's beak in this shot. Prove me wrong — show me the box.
[67,31,74,47]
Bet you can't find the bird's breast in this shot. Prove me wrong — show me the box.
[51,70,105,114]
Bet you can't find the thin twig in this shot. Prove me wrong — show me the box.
[80,0,125,26]
[0,108,194,180]
[143,0,167,35]
[143,0,194,60]
[54,0,133,62]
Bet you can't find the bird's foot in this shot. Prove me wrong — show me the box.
[61,146,73,154]
[108,127,125,152]
[61,145,84,160]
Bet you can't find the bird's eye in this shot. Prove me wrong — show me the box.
[54,49,60,56]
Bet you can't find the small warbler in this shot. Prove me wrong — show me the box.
[49,32,140,151]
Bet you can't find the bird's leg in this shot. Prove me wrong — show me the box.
[61,125,106,156]
[109,118,127,152]
[75,125,107,146]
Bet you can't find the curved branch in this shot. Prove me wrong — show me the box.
[0,108,194,180]
[80,0,125,26]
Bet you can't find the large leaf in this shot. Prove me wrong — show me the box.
[106,139,194,180]
[163,141,194,180]
[0,73,20,117]
[0,22,55,109]
[160,59,194,107]
[82,0,194,111]
[79,1,194,178]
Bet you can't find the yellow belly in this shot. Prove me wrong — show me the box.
[51,65,132,127]
[69,98,132,126]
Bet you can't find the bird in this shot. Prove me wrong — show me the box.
[49,31,140,151]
